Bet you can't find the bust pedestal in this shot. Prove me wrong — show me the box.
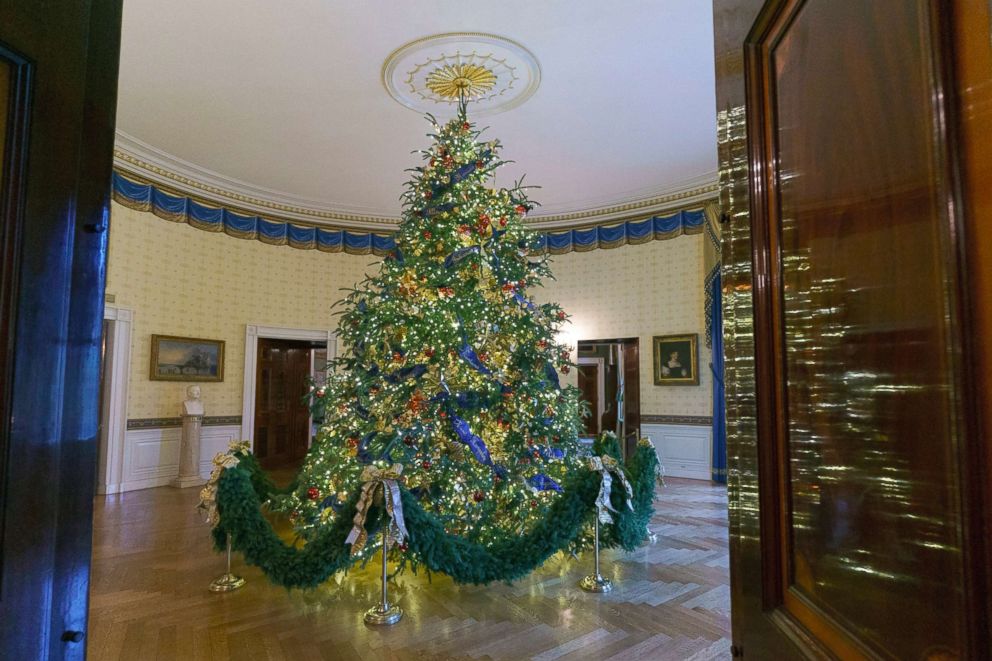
[172,388,207,488]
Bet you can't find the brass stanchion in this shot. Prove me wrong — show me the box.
[363,525,402,625]
[208,532,245,592]
[578,515,613,593]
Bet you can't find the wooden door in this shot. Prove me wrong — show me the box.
[254,339,313,468]
[577,363,600,435]
[715,0,992,657]
[621,339,641,456]
[0,1,122,658]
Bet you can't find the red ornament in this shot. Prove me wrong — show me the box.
[473,490,485,502]
[423,230,432,240]
[399,541,409,552]
[557,311,566,320]
[424,190,432,200]
[392,352,403,362]
[429,158,436,167]
[475,160,484,169]
[478,352,489,362]
[459,224,471,235]
[515,204,527,215]
[461,121,471,131]
[518,279,527,288]
[421,459,432,470]
[403,435,415,446]
[307,487,320,501]
[501,283,515,294]
[499,217,508,227]
[538,340,547,349]
[530,500,538,508]
[424,347,435,358]
[315,388,326,398]
[439,411,447,418]
[347,436,359,448]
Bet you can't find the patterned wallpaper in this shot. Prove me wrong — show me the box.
[107,203,711,421]
[537,234,712,418]
[106,202,374,419]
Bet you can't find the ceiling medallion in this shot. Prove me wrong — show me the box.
[424,63,498,100]
[382,32,541,116]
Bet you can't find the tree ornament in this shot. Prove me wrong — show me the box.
[307,487,320,501]
[473,490,485,503]
[515,204,527,215]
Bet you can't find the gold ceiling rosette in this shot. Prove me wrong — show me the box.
[424,63,498,100]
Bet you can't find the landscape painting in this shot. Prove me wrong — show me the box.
[150,334,225,382]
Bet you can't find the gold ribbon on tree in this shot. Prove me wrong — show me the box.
[588,455,634,525]
[345,463,409,556]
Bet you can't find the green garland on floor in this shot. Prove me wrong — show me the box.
[211,440,658,589]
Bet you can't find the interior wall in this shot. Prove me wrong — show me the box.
[107,203,711,425]
[106,201,374,422]
[539,234,712,419]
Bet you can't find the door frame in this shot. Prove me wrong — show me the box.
[96,305,132,495]
[240,324,335,447]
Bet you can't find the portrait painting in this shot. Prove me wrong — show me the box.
[150,334,225,382]
[652,334,698,386]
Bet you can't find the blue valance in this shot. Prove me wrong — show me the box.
[112,171,706,255]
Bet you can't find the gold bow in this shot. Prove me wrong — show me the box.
[197,440,251,525]
[588,454,634,525]
[345,463,409,556]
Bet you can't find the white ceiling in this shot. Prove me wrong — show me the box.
[116,1,717,220]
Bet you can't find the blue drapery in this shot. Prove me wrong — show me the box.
[110,171,706,256]
[709,270,727,484]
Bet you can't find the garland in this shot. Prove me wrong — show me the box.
[210,437,659,588]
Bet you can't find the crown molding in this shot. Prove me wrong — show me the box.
[113,131,719,231]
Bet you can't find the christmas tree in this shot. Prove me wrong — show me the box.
[270,102,587,553]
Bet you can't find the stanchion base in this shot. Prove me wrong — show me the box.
[364,603,403,626]
[208,573,245,592]
[579,574,613,593]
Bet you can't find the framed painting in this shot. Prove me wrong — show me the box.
[149,334,225,382]
[652,334,698,386]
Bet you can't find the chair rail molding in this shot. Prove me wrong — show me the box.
[97,305,133,495]
[240,324,337,445]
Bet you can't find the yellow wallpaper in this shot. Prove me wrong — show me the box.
[107,204,710,421]
[538,235,712,417]
[106,202,374,419]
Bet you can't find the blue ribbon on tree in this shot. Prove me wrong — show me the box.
[444,245,480,269]
[537,445,565,461]
[544,362,561,389]
[357,431,377,463]
[514,293,537,311]
[450,414,494,468]
[527,474,563,493]
[458,343,492,375]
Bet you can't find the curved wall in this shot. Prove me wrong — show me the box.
[106,201,711,425]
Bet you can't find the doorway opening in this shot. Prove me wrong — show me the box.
[576,337,640,458]
[253,337,326,471]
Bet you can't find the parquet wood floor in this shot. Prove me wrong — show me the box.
[87,478,730,660]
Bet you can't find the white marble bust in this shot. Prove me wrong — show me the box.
[182,384,204,417]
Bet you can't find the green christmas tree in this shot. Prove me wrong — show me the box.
[272,104,587,553]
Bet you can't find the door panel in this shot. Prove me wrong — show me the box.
[717,0,991,657]
[0,1,122,658]
[255,339,313,468]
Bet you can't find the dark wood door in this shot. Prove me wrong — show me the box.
[255,339,313,469]
[620,339,641,456]
[0,1,122,658]
[716,0,992,657]
[577,363,600,435]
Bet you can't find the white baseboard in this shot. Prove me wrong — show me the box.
[642,423,712,481]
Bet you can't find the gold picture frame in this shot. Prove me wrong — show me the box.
[149,334,225,382]
[652,334,699,386]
